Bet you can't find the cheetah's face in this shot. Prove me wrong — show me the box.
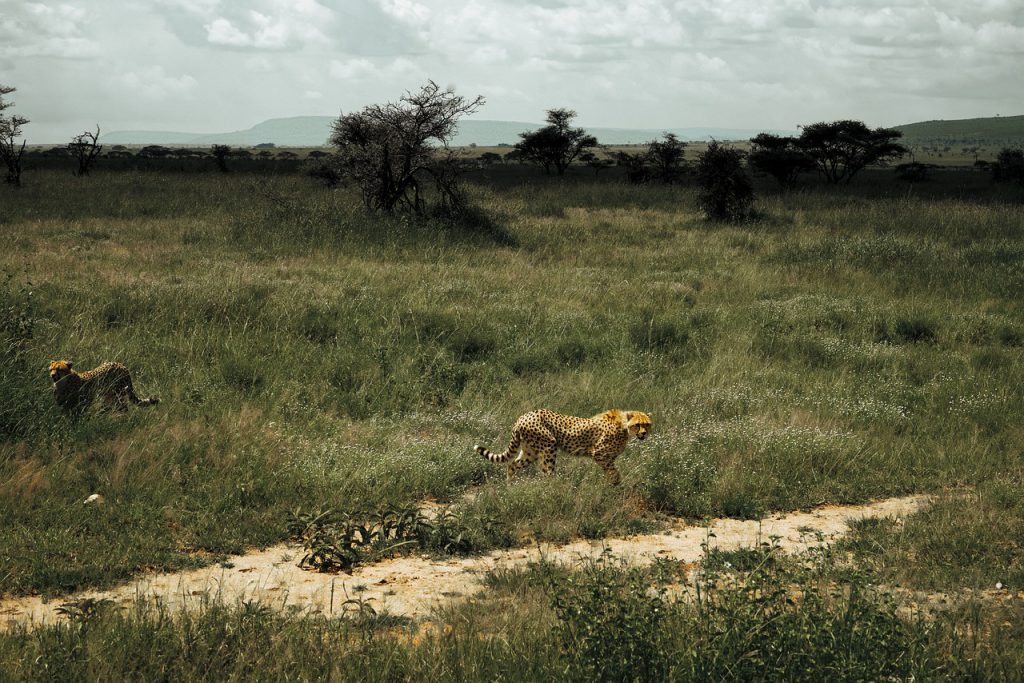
[49,360,73,383]
[625,411,652,440]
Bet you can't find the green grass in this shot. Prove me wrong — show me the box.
[2,554,1021,681]
[1,166,1022,611]
[896,114,1024,146]
[841,474,1024,591]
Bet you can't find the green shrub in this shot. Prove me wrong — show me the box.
[695,141,754,222]
[549,558,670,683]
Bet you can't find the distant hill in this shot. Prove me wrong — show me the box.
[895,115,1024,146]
[101,117,792,148]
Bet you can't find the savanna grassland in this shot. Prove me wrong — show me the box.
[1,164,1023,679]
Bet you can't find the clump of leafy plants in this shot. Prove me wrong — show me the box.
[286,503,501,573]
[548,553,671,683]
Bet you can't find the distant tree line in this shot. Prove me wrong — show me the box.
[4,77,1022,197]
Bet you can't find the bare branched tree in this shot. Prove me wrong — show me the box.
[330,81,484,216]
[68,126,103,176]
[0,85,29,187]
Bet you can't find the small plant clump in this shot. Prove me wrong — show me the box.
[286,503,498,573]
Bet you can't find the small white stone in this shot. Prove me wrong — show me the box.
[84,493,105,505]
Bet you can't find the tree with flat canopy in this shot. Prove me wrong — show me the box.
[796,120,907,184]
[515,108,598,176]
[748,133,814,189]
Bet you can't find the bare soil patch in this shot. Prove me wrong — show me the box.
[1,494,929,629]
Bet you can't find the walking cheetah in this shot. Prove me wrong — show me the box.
[49,360,160,413]
[475,408,651,485]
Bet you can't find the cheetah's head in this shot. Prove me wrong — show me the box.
[49,360,74,383]
[625,411,652,440]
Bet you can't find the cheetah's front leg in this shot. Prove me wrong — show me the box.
[594,453,622,486]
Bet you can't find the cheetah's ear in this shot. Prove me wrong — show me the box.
[67,361,73,369]
[625,411,634,422]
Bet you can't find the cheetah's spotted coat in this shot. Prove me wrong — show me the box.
[475,408,651,485]
[49,360,160,413]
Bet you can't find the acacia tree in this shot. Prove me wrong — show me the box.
[579,149,615,175]
[68,126,102,176]
[645,132,688,183]
[615,133,687,184]
[797,120,907,184]
[0,85,29,187]
[515,108,597,175]
[748,133,814,189]
[330,81,484,215]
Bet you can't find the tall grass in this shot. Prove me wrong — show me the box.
[0,167,1022,600]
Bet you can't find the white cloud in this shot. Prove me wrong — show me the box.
[120,66,198,100]
[6,0,1023,140]
[206,17,251,46]
[976,21,1024,53]
[378,0,431,23]
[329,56,425,82]
[165,0,335,50]
[669,53,735,81]
[0,1,100,58]
[329,57,376,80]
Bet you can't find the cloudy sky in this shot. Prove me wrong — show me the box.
[2,0,1022,142]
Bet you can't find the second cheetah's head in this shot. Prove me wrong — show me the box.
[49,360,74,383]
[625,411,652,440]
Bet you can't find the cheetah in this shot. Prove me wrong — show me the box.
[49,360,160,413]
[475,408,651,485]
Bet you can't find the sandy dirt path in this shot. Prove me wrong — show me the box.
[1,494,929,629]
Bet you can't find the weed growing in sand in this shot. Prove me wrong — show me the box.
[286,503,505,572]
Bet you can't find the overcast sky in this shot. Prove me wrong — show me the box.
[2,0,1022,142]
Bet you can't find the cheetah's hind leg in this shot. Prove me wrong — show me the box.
[506,445,534,480]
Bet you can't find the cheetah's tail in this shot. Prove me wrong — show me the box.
[126,383,160,407]
[474,436,520,464]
